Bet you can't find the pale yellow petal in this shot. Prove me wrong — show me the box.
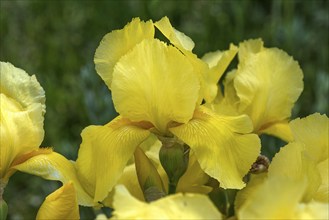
[202,44,238,103]
[260,120,294,142]
[234,173,267,211]
[176,152,212,194]
[3,148,52,182]
[290,113,329,163]
[36,182,79,220]
[94,18,154,89]
[237,176,307,219]
[12,151,94,206]
[0,62,45,179]
[314,158,329,202]
[155,16,195,51]
[111,185,222,219]
[296,201,329,219]
[112,39,200,133]
[268,142,322,202]
[76,116,150,202]
[234,48,304,132]
[238,38,264,64]
[170,106,261,189]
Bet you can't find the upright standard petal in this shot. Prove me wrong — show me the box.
[12,151,94,206]
[111,185,222,219]
[36,182,79,220]
[112,39,200,133]
[155,16,195,51]
[94,18,154,89]
[170,106,261,189]
[76,116,150,202]
[0,62,45,180]
[202,44,238,103]
[234,48,304,134]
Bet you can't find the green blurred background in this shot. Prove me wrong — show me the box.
[1,0,328,219]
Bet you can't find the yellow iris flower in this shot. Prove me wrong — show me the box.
[0,62,48,189]
[235,113,329,219]
[209,39,304,142]
[87,17,261,202]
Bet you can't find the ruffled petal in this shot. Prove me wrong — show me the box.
[76,116,150,202]
[234,48,304,132]
[314,158,329,202]
[111,185,222,219]
[169,106,261,189]
[0,62,45,179]
[155,16,195,51]
[36,182,79,220]
[290,113,329,163]
[112,39,200,133]
[238,38,264,64]
[202,44,238,103]
[94,18,154,89]
[12,151,94,206]
[237,176,307,219]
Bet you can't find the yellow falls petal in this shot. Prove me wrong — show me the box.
[155,16,195,51]
[111,185,222,219]
[3,148,52,182]
[169,106,261,189]
[0,62,45,180]
[234,48,304,132]
[290,113,329,163]
[76,116,150,202]
[94,18,154,89]
[36,182,79,220]
[112,39,200,133]
[12,151,94,206]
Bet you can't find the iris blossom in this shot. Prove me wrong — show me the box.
[0,62,48,191]
[87,17,261,202]
[235,113,329,219]
[208,39,304,142]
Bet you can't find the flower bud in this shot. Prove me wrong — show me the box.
[134,147,165,202]
[158,136,189,194]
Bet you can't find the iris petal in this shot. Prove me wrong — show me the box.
[234,48,304,132]
[94,18,154,89]
[111,185,222,219]
[112,39,200,133]
[76,116,150,202]
[36,182,79,220]
[169,106,261,189]
[12,151,94,206]
[155,16,195,51]
[0,62,45,180]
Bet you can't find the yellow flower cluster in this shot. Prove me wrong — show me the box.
[0,17,327,219]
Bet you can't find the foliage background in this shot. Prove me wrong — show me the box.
[1,0,328,219]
